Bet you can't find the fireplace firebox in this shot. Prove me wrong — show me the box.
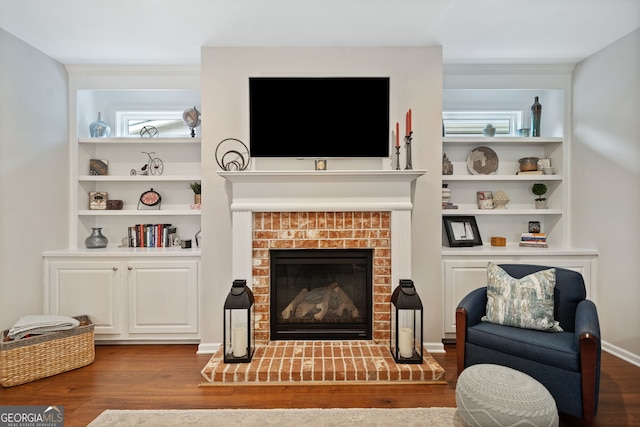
[270,249,373,341]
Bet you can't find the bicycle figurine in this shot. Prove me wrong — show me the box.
[130,151,164,176]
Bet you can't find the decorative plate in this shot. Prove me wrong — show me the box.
[467,146,499,175]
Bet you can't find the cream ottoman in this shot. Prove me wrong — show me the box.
[456,364,558,427]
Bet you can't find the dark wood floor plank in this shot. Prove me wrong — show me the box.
[0,344,637,427]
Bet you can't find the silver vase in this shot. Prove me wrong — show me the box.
[85,227,108,248]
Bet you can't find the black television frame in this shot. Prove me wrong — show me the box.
[249,77,390,159]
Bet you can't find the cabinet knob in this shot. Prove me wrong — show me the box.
[112,267,118,271]
[128,266,133,270]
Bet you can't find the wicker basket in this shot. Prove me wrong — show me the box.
[0,315,95,387]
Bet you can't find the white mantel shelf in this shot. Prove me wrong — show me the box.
[218,169,426,183]
[218,169,426,212]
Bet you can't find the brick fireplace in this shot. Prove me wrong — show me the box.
[219,169,426,347]
[252,211,391,345]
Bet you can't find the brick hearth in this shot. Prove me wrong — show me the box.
[200,341,446,384]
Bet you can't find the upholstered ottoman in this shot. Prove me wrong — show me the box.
[456,364,558,427]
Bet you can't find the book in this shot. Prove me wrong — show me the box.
[516,170,544,175]
[519,241,548,248]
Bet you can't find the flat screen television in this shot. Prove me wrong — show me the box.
[249,77,390,158]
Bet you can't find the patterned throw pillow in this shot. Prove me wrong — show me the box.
[482,263,563,332]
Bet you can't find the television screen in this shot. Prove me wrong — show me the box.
[249,77,390,158]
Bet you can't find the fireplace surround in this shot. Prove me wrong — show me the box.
[219,170,426,346]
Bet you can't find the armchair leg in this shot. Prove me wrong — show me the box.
[455,308,468,376]
[580,333,599,427]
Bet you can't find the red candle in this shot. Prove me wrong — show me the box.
[406,109,412,135]
[395,122,400,146]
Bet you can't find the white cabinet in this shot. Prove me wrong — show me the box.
[442,254,598,339]
[127,259,198,335]
[44,252,200,343]
[45,259,123,335]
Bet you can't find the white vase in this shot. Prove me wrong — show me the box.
[535,199,547,209]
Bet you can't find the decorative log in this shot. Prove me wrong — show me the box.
[295,301,318,318]
[282,288,308,319]
[332,286,359,318]
[314,283,338,320]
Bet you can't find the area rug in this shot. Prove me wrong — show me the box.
[88,407,465,426]
[200,340,446,385]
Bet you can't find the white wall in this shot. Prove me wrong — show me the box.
[200,47,443,348]
[0,29,68,329]
[572,28,640,364]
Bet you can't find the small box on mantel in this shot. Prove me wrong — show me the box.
[491,236,506,247]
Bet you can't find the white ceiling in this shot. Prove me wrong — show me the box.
[1,0,639,65]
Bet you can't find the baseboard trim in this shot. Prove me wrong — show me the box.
[602,340,640,368]
[197,342,220,354]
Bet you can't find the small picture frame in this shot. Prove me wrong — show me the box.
[443,215,483,247]
[477,191,494,209]
[315,159,327,171]
[528,221,541,233]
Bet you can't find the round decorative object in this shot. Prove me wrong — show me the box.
[456,364,558,427]
[467,146,499,175]
[85,227,108,249]
[139,126,159,138]
[493,190,510,209]
[138,188,161,209]
[215,138,250,171]
[182,106,201,137]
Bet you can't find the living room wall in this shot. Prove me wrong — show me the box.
[199,46,444,350]
[0,29,69,330]
[572,28,640,363]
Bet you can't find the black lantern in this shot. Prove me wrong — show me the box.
[390,279,423,364]
[223,279,255,363]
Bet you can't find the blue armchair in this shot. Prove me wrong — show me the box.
[456,264,601,426]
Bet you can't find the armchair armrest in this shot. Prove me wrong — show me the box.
[457,287,487,326]
[455,287,487,375]
[575,299,601,424]
[575,299,601,348]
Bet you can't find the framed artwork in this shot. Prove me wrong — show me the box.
[443,215,483,247]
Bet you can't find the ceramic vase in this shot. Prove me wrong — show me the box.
[89,112,111,138]
[85,227,108,248]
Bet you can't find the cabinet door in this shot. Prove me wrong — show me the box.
[127,260,199,334]
[443,260,489,335]
[46,260,122,334]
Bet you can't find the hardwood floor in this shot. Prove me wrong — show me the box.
[0,344,638,426]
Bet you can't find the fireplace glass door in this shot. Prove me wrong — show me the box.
[270,249,373,340]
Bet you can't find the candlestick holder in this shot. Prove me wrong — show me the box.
[404,132,413,170]
[395,145,402,170]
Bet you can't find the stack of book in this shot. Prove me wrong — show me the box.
[127,224,177,248]
[519,232,548,248]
